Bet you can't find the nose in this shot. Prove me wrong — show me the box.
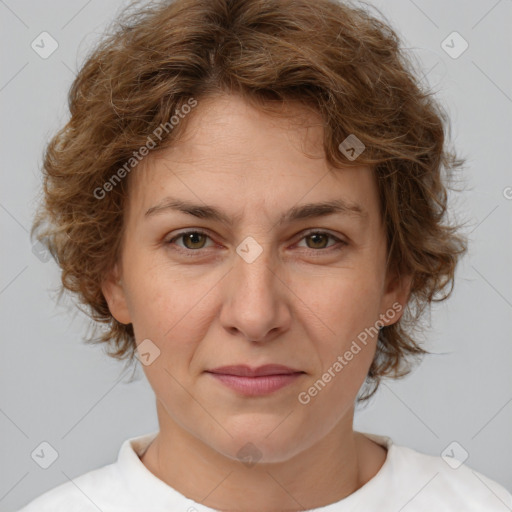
[219,240,292,343]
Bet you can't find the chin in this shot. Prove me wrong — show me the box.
[209,417,321,465]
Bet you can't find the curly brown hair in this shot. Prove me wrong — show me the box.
[31,0,468,401]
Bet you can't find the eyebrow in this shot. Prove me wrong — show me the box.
[144,196,368,226]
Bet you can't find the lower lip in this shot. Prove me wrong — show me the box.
[206,372,303,396]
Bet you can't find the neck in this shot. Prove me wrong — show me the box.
[139,400,387,511]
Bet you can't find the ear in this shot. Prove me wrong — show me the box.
[101,263,132,325]
[379,269,413,327]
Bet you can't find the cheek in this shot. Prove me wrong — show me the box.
[299,277,380,408]
[124,262,220,358]
[121,248,185,330]
[307,269,383,347]
[297,273,382,404]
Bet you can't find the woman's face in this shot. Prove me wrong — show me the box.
[103,93,410,463]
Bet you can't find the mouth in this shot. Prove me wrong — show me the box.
[205,364,306,396]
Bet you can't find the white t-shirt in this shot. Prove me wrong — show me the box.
[18,430,512,511]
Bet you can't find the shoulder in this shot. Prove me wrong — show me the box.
[383,438,512,510]
[17,432,159,512]
[17,463,122,512]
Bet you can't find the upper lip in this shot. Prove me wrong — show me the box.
[206,364,304,377]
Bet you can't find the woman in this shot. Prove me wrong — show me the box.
[21,0,512,510]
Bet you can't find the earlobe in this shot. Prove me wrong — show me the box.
[101,264,132,325]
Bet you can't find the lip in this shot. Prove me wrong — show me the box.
[205,364,305,396]
[207,364,303,377]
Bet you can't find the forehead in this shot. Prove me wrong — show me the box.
[164,93,327,164]
[125,93,379,225]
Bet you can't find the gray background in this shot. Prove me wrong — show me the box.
[1,0,511,510]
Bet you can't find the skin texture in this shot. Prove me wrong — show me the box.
[102,93,412,511]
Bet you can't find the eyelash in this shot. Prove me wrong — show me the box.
[165,229,347,257]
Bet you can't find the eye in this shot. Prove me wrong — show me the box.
[166,230,215,251]
[165,229,347,256]
[295,230,347,252]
